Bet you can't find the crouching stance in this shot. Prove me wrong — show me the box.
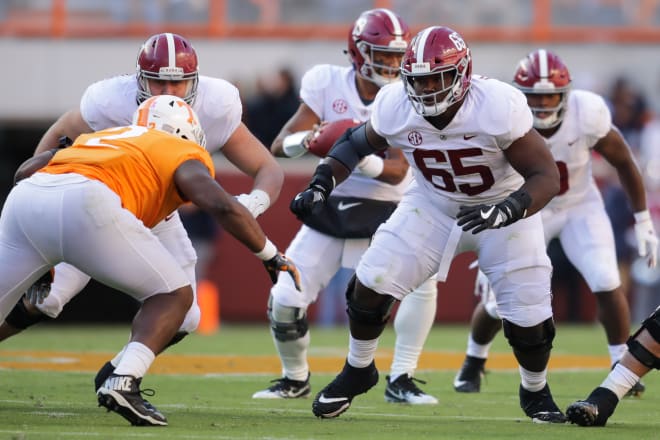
[0,95,299,426]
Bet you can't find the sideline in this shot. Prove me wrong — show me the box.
[0,350,610,374]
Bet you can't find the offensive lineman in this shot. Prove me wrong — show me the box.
[291,26,565,422]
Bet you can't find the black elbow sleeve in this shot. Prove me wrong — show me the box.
[327,123,375,171]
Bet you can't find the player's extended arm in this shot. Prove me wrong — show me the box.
[595,126,658,267]
[34,108,91,155]
[174,159,300,289]
[271,102,320,157]
[221,122,284,217]
[289,121,389,218]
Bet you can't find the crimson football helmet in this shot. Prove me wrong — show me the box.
[401,26,472,117]
[347,8,410,87]
[133,95,206,148]
[136,33,199,105]
[513,49,571,129]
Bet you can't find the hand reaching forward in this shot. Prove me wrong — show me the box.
[263,253,302,291]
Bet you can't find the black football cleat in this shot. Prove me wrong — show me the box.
[97,374,167,426]
[312,360,378,418]
[566,387,619,427]
[519,383,567,424]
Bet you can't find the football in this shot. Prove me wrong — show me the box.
[307,118,360,158]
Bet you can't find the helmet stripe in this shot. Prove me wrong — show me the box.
[538,49,548,79]
[378,8,402,37]
[165,33,176,68]
[415,27,436,61]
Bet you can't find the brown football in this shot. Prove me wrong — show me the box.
[307,118,361,158]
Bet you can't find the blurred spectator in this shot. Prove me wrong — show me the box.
[601,76,652,302]
[244,68,299,148]
[629,107,660,321]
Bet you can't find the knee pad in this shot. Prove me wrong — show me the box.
[627,306,660,370]
[268,297,309,342]
[5,295,51,330]
[345,275,396,327]
[502,317,555,355]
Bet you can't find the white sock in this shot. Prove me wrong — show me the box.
[348,336,378,368]
[466,334,492,359]
[113,342,155,378]
[273,330,310,382]
[608,344,628,367]
[601,363,639,400]
[389,281,437,380]
[110,345,127,368]
[519,366,547,392]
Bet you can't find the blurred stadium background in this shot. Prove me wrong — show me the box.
[1,0,660,326]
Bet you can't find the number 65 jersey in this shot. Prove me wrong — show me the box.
[371,75,532,213]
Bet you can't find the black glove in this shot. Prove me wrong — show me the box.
[26,269,55,305]
[456,189,531,234]
[263,253,302,291]
[290,164,334,219]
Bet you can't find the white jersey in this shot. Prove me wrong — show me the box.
[300,64,411,202]
[371,76,531,212]
[80,74,242,154]
[542,89,611,210]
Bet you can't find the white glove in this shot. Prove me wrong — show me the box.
[236,189,271,218]
[282,131,312,158]
[634,210,659,268]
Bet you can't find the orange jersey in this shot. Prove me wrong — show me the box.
[40,126,215,228]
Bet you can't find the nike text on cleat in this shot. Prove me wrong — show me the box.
[312,360,378,418]
[252,374,311,399]
[97,374,167,426]
[384,374,438,404]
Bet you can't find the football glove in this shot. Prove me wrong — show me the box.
[457,189,531,234]
[634,210,658,268]
[236,189,270,218]
[290,164,335,219]
[263,253,301,291]
[26,269,55,305]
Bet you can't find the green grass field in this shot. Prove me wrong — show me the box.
[0,323,658,439]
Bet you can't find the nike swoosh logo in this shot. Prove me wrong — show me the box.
[164,213,175,221]
[567,138,579,146]
[317,394,349,404]
[337,201,362,211]
[480,206,495,219]
[464,134,476,140]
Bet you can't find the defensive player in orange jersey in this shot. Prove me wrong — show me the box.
[0,95,300,427]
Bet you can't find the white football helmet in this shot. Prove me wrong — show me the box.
[132,95,206,148]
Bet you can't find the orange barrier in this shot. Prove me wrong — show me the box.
[2,0,660,43]
[196,279,220,334]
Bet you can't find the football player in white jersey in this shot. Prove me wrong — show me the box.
[252,8,439,405]
[453,49,658,397]
[0,33,283,389]
[292,26,566,423]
